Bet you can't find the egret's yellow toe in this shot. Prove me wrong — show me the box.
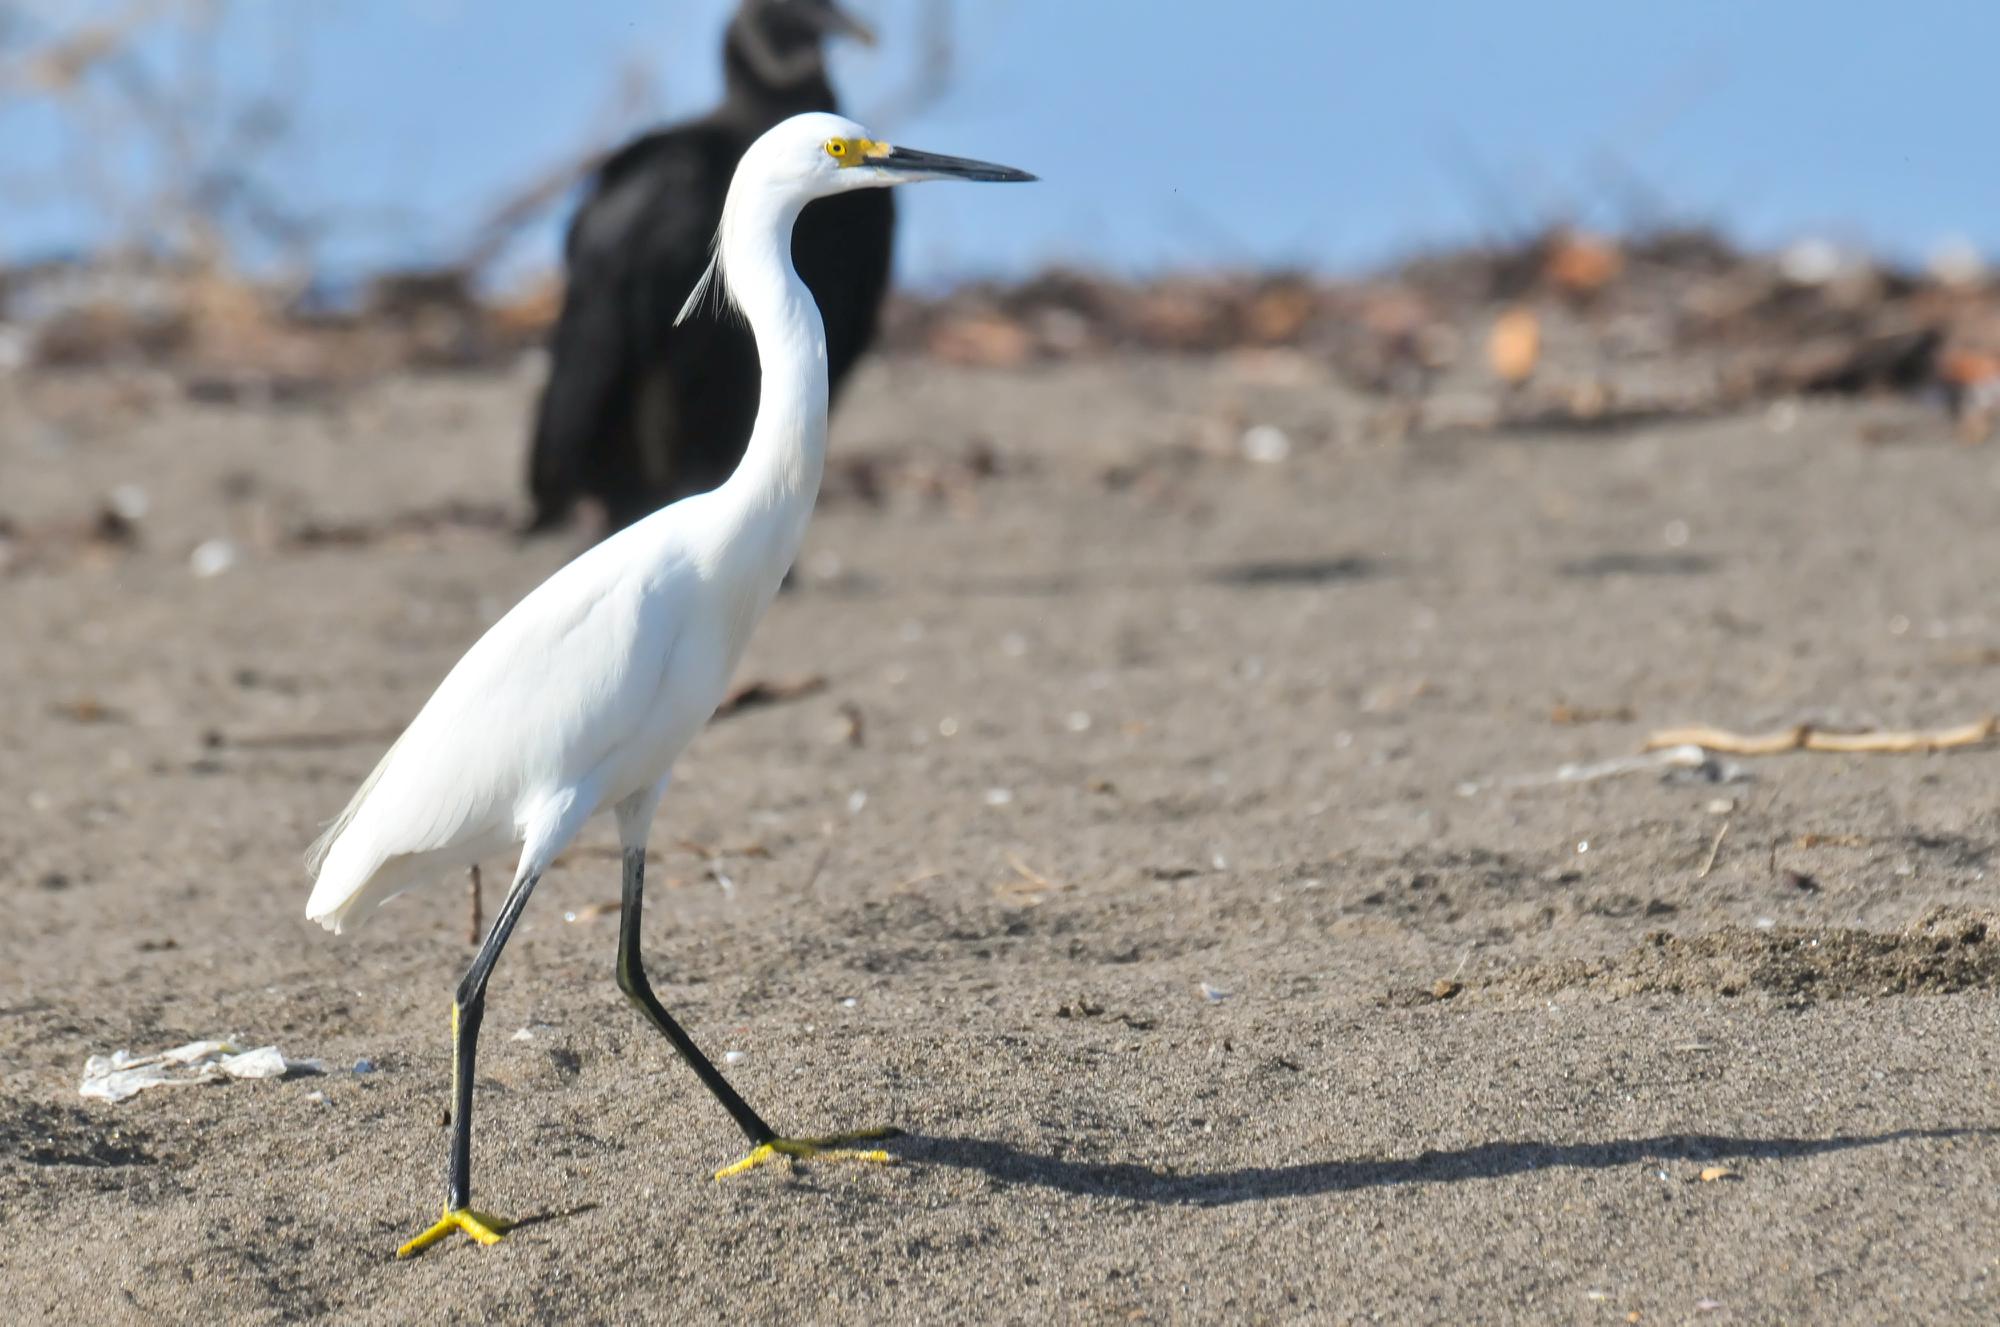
[714,1127,901,1180]
[395,1207,515,1258]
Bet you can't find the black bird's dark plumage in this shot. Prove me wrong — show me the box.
[527,0,894,536]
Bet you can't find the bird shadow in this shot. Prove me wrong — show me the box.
[881,1127,1989,1207]
[506,1201,601,1233]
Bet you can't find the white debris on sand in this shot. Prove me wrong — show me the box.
[80,1038,321,1103]
[1240,424,1292,463]
[188,537,239,578]
[1457,743,1752,797]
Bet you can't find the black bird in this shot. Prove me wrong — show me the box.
[527,0,894,535]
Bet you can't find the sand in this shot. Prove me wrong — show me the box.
[2,356,1998,1323]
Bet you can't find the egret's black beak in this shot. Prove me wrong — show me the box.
[809,1,877,46]
[877,146,1037,183]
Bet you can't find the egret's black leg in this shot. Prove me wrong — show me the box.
[614,846,897,1178]
[615,848,776,1146]
[448,865,542,1203]
[397,865,542,1258]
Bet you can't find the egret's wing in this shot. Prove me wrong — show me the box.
[310,530,696,899]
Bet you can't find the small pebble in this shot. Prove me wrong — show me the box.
[352,1058,375,1075]
[1199,982,1231,1003]
[108,484,150,522]
[1240,424,1292,463]
[984,787,1014,806]
[722,1050,746,1065]
[189,538,239,578]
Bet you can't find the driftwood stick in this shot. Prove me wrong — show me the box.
[1645,716,1998,756]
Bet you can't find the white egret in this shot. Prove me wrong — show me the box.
[304,112,1033,1258]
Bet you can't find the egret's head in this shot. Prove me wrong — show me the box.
[750,111,1036,203]
[682,113,1032,325]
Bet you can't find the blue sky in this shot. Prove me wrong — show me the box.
[1,1,1994,287]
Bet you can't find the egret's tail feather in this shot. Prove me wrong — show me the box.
[306,844,437,935]
[306,728,430,933]
[306,730,408,878]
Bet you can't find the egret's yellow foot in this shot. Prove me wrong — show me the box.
[395,1207,515,1258]
[713,1127,901,1180]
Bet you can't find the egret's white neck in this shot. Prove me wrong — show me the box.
[712,186,829,565]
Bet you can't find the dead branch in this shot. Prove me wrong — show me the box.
[1645,717,2000,756]
[458,147,610,276]
[209,725,403,750]
[1697,819,1730,879]
[456,52,659,275]
[713,674,828,717]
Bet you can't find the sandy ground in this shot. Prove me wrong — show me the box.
[2,355,1999,1324]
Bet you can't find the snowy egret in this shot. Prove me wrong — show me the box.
[306,111,1032,1258]
[526,0,893,535]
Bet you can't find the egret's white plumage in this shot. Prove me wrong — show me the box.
[308,112,1032,1257]
[305,118,871,933]
[305,529,703,929]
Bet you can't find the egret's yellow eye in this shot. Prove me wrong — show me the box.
[825,137,888,167]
